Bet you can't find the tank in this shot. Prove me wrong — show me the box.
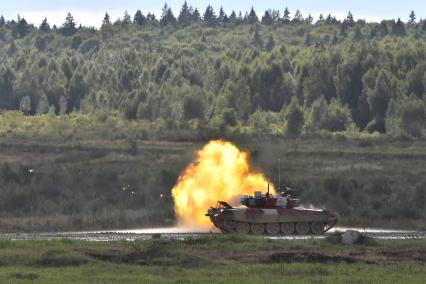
[205,186,340,235]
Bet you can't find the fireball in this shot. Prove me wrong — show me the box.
[172,140,274,228]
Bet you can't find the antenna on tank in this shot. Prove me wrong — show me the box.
[278,158,281,191]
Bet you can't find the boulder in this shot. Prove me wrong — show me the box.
[342,230,362,244]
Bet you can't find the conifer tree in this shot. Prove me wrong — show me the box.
[292,10,303,24]
[247,7,258,24]
[392,18,406,36]
[192,8,201,22]
[261,10,273,25]
[283,7,291,24]
[160,4,177,26]
[102,12,111,26]
[203,5,217,26]
[17,17,29,38]
[39,17,50,32]
[317,14,325,25]
[408,10,416,25]
[344,11,355,26]
[134,10,146,26]
[229,11,237,23]
[306,14,313,24]
[122,10,131,25]
[218,7,227,23]
[178,1,192,26]
[61,12,77,36]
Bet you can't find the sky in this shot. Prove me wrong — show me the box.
[1,0,425,28]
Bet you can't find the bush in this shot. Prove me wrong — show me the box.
[36,250,90,267]
[285,97,304,136]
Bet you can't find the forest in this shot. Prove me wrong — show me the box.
[0,2,425,139]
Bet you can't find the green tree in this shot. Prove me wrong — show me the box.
[406,62,426,97]
[217,7,226,23]
[36,94,49,115]
[387,94,425,137]
[408,10,416,25]
[0,67,15,109]
[160,4,177,26]
[192,8,201,22]
[183,94,205,120]
[134,10,146,26]
[366,70,391,132]
[285,96,304,136]
[16,17,30,38]
[292,10,303,24]
[122,11,132,25]
[19,95,31,115]
[247,7,258,24]
[229,11,237,23]
[391,18,406,36]
[39,17,50,32]
[282,7,290,24]
[178,1,192,27]
[61,13,77,36]
[102,12,111,26]
[261,10,273,25]
[68,71,88,111]
[59,95,67,115]
[306,14,313,24]
[323,99,353,131]
[203,5,217,26]
[344,11,355,27]
[306,96,353,132]
[317,14,325,25]
[306,95,328,131]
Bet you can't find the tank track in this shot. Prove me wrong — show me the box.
[214,220,337,235]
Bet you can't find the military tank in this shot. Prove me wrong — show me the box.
[205,186,340,235]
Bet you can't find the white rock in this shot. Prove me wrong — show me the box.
[342,230,362,244]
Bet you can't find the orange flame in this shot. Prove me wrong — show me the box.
[172,140,275,228]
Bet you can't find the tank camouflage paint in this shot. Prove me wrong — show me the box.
[205,190,340,235]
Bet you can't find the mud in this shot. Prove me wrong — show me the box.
[268,252,371,264]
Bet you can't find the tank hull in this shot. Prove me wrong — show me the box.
[206,206,340,235]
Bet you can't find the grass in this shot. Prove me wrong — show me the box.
[0,236,424,283]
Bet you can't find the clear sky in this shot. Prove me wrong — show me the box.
[1,0,424,28]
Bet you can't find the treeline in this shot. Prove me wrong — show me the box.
[0,2,426,138]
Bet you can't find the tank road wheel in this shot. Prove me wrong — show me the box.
[295,222,310,235]
[280,223,295,235]
[250,223,265,235]
[223,221,236,233]
[266,223,280,235]
[236,222,250,234]
[310,222,325,235]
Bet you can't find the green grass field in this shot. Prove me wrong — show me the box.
[0,236,424,283]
